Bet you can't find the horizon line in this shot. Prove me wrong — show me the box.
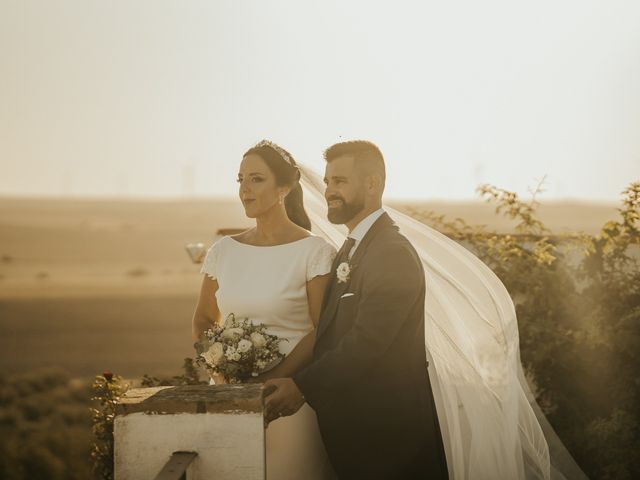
[0,193,621,205]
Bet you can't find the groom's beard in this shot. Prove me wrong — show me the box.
[326,192,365,225]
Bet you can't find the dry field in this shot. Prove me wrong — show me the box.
[0,196,618,379]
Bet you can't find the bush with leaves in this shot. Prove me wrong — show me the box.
[90,372,128,480]
[402,180,640,479]
[0,367,93,480]
[140,357,207,387]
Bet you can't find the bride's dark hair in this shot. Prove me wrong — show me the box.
[243,141,312,231]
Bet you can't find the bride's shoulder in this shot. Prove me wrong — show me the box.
[208,234,233,250]
[227,228,254,244]
[303,236,337,262]
[204,232,245,257]
[304,234,337,251]
[304,236,337,280]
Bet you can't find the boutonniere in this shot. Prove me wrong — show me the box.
[336,262,352,283]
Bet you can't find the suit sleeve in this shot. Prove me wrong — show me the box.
[293,242,424,409]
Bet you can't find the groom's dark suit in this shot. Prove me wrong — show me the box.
[294,212,449,479]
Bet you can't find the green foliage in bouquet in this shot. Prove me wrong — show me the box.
[194,313,285,383]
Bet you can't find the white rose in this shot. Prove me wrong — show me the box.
[336,262,351,283]
[201,349,215,366]
[221,327,244,340]
[202,342,225,366]
[224,346,237,360]
[232,352,241,361]
[208,342,225,365]
[250,332,267,348]
[237,339,253,353]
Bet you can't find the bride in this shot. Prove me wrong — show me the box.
[191,140,337,480]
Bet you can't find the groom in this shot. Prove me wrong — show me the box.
[263,141,449,479]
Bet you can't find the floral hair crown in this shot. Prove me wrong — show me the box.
[255,139,296,168]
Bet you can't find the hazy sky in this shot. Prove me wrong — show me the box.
[1,1,639,200]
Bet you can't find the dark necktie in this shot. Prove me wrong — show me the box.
[336,237,356,266]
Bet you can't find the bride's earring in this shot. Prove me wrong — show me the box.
[278,193,284,205]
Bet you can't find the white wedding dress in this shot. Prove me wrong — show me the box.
[200,234,337,480]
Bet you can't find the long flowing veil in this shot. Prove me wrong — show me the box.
[299,165,587,480]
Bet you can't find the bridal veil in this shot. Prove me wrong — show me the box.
[299,165,587,480]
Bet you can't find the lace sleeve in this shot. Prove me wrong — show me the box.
[200,240,221,280]
[306,240,337,281]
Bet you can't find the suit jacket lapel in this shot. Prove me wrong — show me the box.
[347,212,395,274]
[316,212,396,340]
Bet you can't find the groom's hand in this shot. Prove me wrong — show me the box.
[262,378,305,425]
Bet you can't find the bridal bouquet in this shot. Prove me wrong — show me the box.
[194,313,285,384]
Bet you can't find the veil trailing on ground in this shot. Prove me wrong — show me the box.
[298,165,587,480]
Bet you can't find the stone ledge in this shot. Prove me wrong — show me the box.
[116,384,263,415]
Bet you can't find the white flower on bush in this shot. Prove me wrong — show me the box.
[237,339,253,353]
[336,262,351,283]
[250,332,267,348]
[202,342,224,366]
[221,327,244,340]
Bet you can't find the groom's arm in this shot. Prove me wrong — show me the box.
[293,242,424,410]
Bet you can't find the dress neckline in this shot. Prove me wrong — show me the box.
[227,235,315,248]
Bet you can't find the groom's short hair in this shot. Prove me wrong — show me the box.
[324,140,386,185]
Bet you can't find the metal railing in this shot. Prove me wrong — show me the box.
[154,451,198,480]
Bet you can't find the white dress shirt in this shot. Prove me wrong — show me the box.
[347,208,385,259]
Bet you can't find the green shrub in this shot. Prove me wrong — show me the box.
[403,180,640,479]
[0,367,93,480]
